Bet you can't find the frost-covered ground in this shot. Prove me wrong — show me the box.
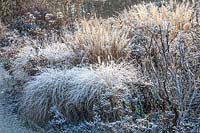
[0,98,35,133]
[0,64,42,133]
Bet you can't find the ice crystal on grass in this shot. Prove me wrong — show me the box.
[0,20,6,39]
[20,62,141,123]
[0,64,11,93]
[11,42,74,83]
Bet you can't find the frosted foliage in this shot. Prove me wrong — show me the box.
[12,46,35,81]
[48,106,160,133]
[14,42,71,64]
[38,42,73,63]
[20,62,140,122]
[71,63,138,104]
[0,65,10,91]
[12,43,72,81]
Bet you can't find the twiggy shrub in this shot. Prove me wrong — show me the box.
[0,0,94,24]
[115,0,200,128]
[130,20,200,126]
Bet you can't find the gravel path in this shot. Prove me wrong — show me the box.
[0,64,40,133]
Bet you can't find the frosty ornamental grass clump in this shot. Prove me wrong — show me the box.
[20,62,143,123]
[116,0,198,39]
[71,18,131,63]
[11,42,75,84]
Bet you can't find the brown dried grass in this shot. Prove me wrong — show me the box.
[116,0,197,40]
[70,17,131,63]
